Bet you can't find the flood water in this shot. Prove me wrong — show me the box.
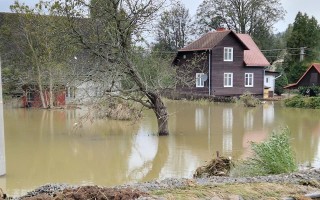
[1,100,320,196]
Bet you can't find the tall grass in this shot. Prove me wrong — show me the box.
[231,127,297,177]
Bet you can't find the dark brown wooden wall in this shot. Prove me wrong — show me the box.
[174,33,265,97]
[210,34,264,96]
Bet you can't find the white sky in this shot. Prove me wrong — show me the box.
[1,0,320,33]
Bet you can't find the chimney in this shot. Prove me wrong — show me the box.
[216,27,226,32]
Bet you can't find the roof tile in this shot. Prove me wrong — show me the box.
[237,34,270,67]
[179,31,232,51]
[178,30,270,67]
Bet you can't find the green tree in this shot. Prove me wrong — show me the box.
[284,12,320,83]
[0,13,24,95]
[5,1,78,108]
[154,1,193,51]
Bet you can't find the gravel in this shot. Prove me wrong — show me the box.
[11,168,320,199]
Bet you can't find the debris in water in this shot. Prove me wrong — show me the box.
[193,151,234,178]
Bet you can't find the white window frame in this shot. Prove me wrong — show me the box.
[224,73,233,87]
[245,73,254,87]
[196,73,205,88]
[224,47,233,61]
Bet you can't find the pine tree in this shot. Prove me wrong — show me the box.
[284,12,320,83]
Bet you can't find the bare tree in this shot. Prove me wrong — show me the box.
[195,0,285,35]
[53,0,175,135]
[154,0,193,51]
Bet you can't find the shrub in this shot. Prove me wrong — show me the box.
[95,98,142,120]
[238,92,261,107]
[275,74,288,95]
[285,96,320,109]
[298,86,320,96]
[231,127,297,177]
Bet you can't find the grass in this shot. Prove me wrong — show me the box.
[151,183,318,200]
[231,127,297,177]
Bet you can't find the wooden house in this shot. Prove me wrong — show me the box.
[173,29,270,97]
[284,63,320,89]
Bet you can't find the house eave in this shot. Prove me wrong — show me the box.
[178,48,210,52]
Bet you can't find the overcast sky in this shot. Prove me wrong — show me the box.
[1,0,320,33]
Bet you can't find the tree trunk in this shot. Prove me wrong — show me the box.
[38,81,47,109]
[49,70,54,108]
[121,51,170,136]
[149,93,169,136]
[36,63,47,108]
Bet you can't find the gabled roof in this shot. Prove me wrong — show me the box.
[178,30,269,67]
[237,34,270,67]
[179,30,249,52]
[284,63,320,89]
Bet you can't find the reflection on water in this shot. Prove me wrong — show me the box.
[1,101,320,196]
[195,108,205,130]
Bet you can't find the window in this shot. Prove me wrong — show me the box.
[266,77,269,83]
[26,91,35,101]
[196,73,205,87]
[224,73,233,87]
[245,73,254,87]
[224,47,233,61]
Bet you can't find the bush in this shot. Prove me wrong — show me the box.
[231,127,297,177]
[298,86,320,96]
[275,74,288,95]
[238,92,260,107]
[95,98,142,120]
[285,96,320,109]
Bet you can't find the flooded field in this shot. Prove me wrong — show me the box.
[1,100,320,196]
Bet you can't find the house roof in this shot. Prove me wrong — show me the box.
[284,63,320,89]
[179,30,249,52]
[237,34,270,67]
[265,70,280,75]
[178,30,269,67]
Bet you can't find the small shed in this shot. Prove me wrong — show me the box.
[264,70,280,98]
[284,63,320,89]
[21,84,66,108]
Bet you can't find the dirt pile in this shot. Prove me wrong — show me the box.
[21,186,149,200]
[194,153,233,178]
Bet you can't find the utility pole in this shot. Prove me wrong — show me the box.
[300,47,306,62]
[0,56,6,176]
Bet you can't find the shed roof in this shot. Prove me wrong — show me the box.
[284,63,320,89]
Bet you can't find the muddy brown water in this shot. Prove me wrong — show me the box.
[0,101,320,196]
